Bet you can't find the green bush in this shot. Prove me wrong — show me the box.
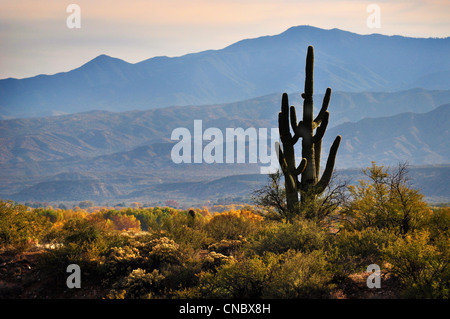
[2,194,447,299]
[343,162,430,236]
[383,230,449,298]
[36,208,64,223]
[251,217,327,254]
[208,238,247,256]
[205,210,263,241]
[37,215,118,281]
[108,268,165,299]
[327,227,394,279]
[198,255,270,298]
[0,200,50,251]
[418,207,449,241]
[264,250,334,298]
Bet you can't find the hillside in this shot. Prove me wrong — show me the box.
[2,105,448,202]
[325,103,450,168]
[7,165,449,205]
[1,101,449,203]
[1,88,449,165]
[1,26,449,118]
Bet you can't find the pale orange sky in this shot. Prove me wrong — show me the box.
[0,0,449,79]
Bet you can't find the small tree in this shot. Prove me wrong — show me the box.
[251,171,287,219]
[0,200,50,251]
[78,200,94,209]
[343,162,430,236]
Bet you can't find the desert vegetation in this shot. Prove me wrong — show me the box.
[0,163,448,299]
[0,46,448,302]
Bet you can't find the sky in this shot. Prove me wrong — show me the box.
[1,0,449,79]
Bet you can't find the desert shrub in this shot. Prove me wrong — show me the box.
[104,234,225,297]
[104,245,145,278]
[148,237,182,267]
[162,250,236,296]
[167,224,212,250]
[149,209,211,250]
[105,234,184,270]
[193,250,334,299]
[61,216,112,247]
[109,214,141,231]
[107,268,165,299]
[0,200,51,251]
[383,230,449,298]
[77,200,94,209]
[264,250,334,298]
[251,217,327,255]
[200,251,234,271]
[37,214,117,281]
[208,238,247,256]
[342,162,430,236]
[36,208,64,223]
[418,206,450,241]
[251,171,287,218]
[252,170,347,225]
[205,209,263,240]
[326,227,394,280]
[197,255,270,298]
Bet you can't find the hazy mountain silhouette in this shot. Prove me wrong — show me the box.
[1,88,449,166]
[2,102,449,203]
[323,103,450,168]
[1,26,449,118]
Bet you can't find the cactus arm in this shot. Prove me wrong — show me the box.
[290,105,302,145]
[313,88,332,129]
[278,93,297,173]
[314,138,322,179]
[294,158,307,176]
[276,141,299,210]
[313,111,329,143]
[276,141,288,173]
[276,142,296,191]
[290,106,298,133]
[313,111,329,177]
[314,135,341,194]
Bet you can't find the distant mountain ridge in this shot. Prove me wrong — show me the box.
[1,101,449,203]
[1,88,449,166]
[1,25,449,118]
[9,165,450,204]
[325,103,450,168]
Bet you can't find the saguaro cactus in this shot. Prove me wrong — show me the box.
[277,46,341,212]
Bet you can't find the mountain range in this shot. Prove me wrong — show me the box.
[1,88,449,166]
[0,96,448,204]
[0,26,449,204]
[326,103,450,168]
[1,26,449,119]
